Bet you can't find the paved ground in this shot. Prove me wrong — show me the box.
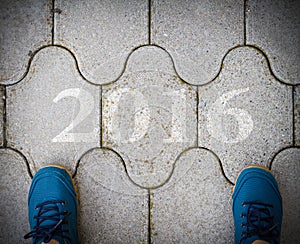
[0,0,299,243]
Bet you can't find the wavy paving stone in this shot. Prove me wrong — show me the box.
[151,148,233,242]
[152,0,243,85]
[102,46,197,188]
[295,85,300,145]
[198,46,293,183]
[0,0,52,85]
[75,148,148,243]
[0,148,31,243]
[247,0,300,84]
[7,46,100,174]
[0,86,4,147]
[271,147,300,243]
[55,0,148,84]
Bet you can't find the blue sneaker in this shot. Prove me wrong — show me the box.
[24,166,78,244]
[232,166,282,244]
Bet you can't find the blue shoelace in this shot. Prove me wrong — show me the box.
[24,200,71,244]
[240,201,280,244]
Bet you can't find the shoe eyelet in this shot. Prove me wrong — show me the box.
[62,201,67,206]
[242,202,246,207]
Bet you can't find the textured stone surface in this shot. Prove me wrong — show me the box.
[247,0,300,84]
[102,46,197,188]
[0,0,52,85]
[76,148,148,243]
[272,148,300,243]
[295,85,300,145]
[198,46,293,183]
[0,148,31,243]
[152,0,244,85]
[151,148,233,242]
[1,1,298,243]
[0,86,4,147]
[55,0,148,84]
[7,46,100,174]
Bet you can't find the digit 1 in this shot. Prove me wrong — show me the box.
[105,88,150,143]
[163,89,187,143]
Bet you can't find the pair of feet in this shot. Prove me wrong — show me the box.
[24,166,282,244]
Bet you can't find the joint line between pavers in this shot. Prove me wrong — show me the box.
[3,147,34,179]
[100,85,103,148]
[5,45,99,87]
[72,147,97,178]
[245,45,295,86]
[268,145,300,169]
[148,0,152,45]
[51,0,55,45]
[147,189,152,244]
[2,86,7,148]
[202,147,235,185]
[244,0,248,45]
[196,85,199,147]
[292,85,296,146]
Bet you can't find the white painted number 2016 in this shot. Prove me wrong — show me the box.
[52,87,253,144]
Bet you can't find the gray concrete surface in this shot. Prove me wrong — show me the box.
[6,46,100,174]
[102,46,197,188]
[76,148,148,243]
[198,46,293,183]
[152,0,244,85]
[55,0,148,84]
[0,148,31,243]
[151,148,233,243]
[247,0,300,85]
[0,0,299,243]
[0,0,51,85]
[272,147,300,244]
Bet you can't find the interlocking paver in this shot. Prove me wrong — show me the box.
[295,85,300,145]
[0,0,52,85]
[272,147,300,243]
[55,0,148,84]
[102,46,197,188]
[7,46,100,174]
[152,0,244,85]
[76,148,148,243]
[247,0,300,84]
[198,46,293,183]
[1,1,299,243]
[0,148,31,243]
[0,86,4,147]
[151,148,233,242]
